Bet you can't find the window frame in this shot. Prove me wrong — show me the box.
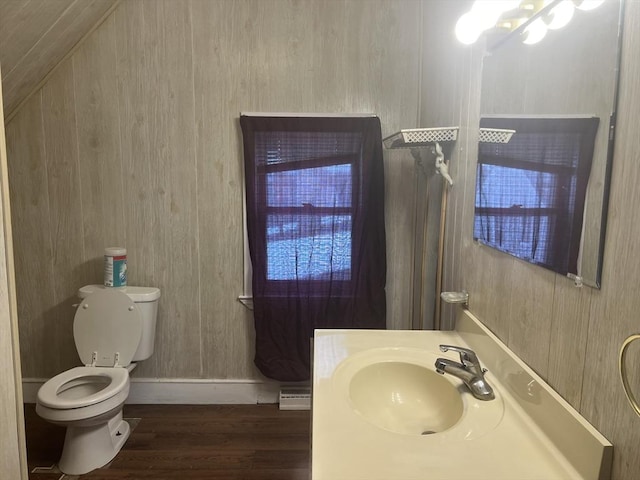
[258,153,360,289]
[240,112,375,303]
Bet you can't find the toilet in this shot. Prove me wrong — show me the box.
[35,284,160,475]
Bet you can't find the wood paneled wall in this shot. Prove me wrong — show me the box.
[0,0,119,118]
[5,0,423,380]
[0,63,28,480]
[439,1,640,479]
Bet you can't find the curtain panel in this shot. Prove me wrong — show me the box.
[240,115,386,381]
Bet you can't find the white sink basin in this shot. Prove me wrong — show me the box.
[330,346,505,442]
[349,361,463,435]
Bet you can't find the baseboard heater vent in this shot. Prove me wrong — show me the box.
[279,387,311,410]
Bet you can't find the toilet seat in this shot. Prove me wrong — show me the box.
[37,366,129,409]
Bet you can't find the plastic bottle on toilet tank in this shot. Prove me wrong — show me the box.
[104,247,127,287]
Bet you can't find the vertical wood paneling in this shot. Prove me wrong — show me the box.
[505,259,555,377]
[114,0,200,377]
[384,150,418,331]
[465,245,515,340]
[546,278,592,406]
[73,14,125,282]
[249,0,316,111]
[580,5,640,479]
[41,62,90,373]
[113,1,156,289]
[145,0,200,378]
[0,61,28,480]
[191,0,261,379]
[114,0,161,376]
[4,93,56,377]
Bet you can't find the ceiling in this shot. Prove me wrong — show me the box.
[0,0,119,119]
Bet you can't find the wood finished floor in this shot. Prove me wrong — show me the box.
[24,404,311,480]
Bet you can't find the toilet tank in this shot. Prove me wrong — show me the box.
[78,285,161,362]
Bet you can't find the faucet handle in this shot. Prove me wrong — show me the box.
[439,345,480,369]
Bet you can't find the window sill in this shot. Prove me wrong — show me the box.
[238,295,254,310]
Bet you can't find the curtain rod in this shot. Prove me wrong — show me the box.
[240,112,376,118]
[481,114,598,119]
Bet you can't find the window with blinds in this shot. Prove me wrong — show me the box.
[254,131,360,283]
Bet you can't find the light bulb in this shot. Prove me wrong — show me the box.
[574,0,606,11]
[522,18,548,44]
[455,11,485,45]
[545,0,575,29]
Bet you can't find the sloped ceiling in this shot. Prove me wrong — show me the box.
[0,0,119,119]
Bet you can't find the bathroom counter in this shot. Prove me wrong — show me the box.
[311,309,612,480]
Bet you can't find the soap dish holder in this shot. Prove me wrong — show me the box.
[441,291,469,306]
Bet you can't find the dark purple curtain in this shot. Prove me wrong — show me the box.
[240,115,386,381]
[474,116,599,275]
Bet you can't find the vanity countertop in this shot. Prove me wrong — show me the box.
[311,309,612,480]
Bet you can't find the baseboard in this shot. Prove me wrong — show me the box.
[22,378,282,405]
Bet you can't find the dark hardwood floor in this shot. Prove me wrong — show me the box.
[24,404,311,480]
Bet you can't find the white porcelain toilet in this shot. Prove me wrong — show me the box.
[36,284,160,475]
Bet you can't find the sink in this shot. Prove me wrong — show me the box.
[313,320,611,480]
[331,346,505,441]
[348,361,463,435]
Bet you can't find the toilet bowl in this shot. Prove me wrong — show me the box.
[35,285,160,475]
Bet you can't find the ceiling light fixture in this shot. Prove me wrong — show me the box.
[454,0,608,47]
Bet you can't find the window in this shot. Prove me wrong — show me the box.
[240,114,386,381]
[474,116,599,275]
[257,131,359,286]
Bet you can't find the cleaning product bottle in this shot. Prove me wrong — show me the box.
[104,247,127,287]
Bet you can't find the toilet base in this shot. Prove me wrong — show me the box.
[58,410,131,475]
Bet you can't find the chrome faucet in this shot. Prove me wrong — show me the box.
[435,345,495,401]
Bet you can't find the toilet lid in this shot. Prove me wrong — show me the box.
[74,289,142,367]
